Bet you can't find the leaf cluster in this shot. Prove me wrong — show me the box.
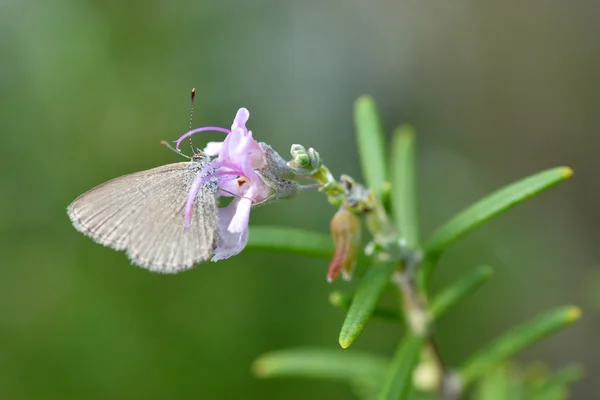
[247,97,579,399]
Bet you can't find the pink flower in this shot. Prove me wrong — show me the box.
[176,108,272,261]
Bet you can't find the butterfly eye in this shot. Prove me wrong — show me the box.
[192,151,207,162]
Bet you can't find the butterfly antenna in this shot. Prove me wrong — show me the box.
[189,88,199,154]
[159,88,199,159]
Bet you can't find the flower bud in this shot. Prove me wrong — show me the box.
[289,144,310,168]
[412,346,443,393]
[290,144,306,159]
[288,144,321,175]
[413,359,442,393]
[327,206,361,282]
[306,148,320,170]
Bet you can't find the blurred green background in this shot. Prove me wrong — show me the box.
[1,1,598,399]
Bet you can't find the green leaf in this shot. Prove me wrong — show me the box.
[376,335,423,400]
[339,262,397,348]
[528,386,566,400]
[430,265,493,320]
[329,291,403,323]
[461,306,581,386]
[390,124,419,248]
[354,96,388,197]
[252,347,389,388]
[420,167,573,289]
[473,364,526,400]
[246,226,333,258]
[526,365,583,400]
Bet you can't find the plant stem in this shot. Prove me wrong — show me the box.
[305,149,463,398]
[392,268,461,400]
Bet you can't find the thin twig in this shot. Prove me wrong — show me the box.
[392,266,461,400]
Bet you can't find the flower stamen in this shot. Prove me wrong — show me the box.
[175,126,231,151]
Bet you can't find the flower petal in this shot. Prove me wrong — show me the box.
[184,172,208,227]
[212,228,248,261]
[218,128,244,162]
[218,178,242,196]
[203,141,223,156]
[228,195,252,233]
[217,129,264,186]
[231,108,250,132]
[183,158,243,227]
[212,199,249,261]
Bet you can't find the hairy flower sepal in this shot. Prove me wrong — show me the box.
[327,206,361,282]
[176,108,299,261]
[254,143,300,204]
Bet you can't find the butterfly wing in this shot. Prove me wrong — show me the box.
[125,170,218,272]
[67,161,218,272]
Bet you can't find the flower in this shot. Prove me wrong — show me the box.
[176,108,272,261]
[327,205,361,282]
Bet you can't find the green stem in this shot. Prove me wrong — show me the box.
[391,268,461,400]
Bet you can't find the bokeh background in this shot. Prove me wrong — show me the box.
[1,1,599,399]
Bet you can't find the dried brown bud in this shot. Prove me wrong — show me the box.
[327,206,361,282]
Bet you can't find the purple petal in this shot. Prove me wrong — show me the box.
[184,171,213,227]
[183,162,241,227]
[217,129,263,184]
[212,228,248,262]
[217,128,244,162]
[240,153,262,184]
[227,196,252,233]
[202,159,243,175]
[212,199,249,261]
[218,178,242,196]
[203,141,223,156]
[231,108,250,132]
